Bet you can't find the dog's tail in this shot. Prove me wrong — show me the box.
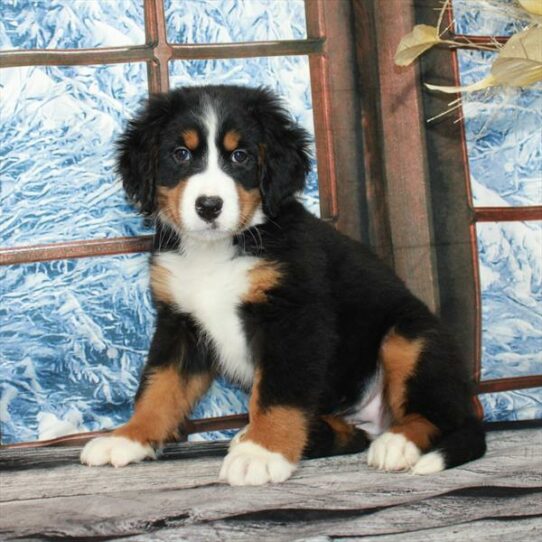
[304,415,370,459]
[413,416,487,474]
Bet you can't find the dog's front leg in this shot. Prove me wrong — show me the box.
[81,310,213,467]
[220,305,332,486]
[220,369,309,486]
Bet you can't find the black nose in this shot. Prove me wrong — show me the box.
[195,196,223,222]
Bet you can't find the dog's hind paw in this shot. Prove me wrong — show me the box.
[411,451,445,474]
[367,432,421,472]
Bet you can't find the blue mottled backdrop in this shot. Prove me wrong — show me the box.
[453,0,542,421]
[0,0,540,444]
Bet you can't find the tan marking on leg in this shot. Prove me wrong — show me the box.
[236,185,262,229]
[114,368,212,446]
[157,182,187,227]
[182,129,199,150]
[223,130,241,151]
[242,260,283,304]
[240,371,308,463]
[321,415,356,448]
[380,330,425,421]
[390,413,440,451]
[150,263,173,305]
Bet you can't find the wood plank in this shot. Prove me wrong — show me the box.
[367,0,439,311]
[124,515,542,542]
[306,0,340,224]
[1,429,540,503]
[414,0,480,380]
[352,0,394,264]
[315,0,367,241]
[0,430,540,540]
[1,479,540,540]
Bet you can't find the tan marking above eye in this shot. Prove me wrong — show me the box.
[223,130,241,152]
[182,129,199,150]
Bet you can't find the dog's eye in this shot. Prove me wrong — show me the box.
[172,147,192,163]
[231,149,248,164]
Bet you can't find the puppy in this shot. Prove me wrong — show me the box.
[80,85,486,485]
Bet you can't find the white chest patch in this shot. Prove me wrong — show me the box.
[154,239,259,386]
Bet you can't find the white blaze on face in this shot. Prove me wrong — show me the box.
[180,106,241,239]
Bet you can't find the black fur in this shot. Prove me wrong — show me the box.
[118,85,486,471]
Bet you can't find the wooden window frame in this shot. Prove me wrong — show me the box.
[0,0,365,448]
[352,0,542,419]
[413,0,542,400]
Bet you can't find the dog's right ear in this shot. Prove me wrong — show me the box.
[116,94,170,216]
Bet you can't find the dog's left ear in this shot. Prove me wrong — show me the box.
[116,94,171,216]
[253,89,312,218]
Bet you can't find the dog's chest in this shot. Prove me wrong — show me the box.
[154,248,259,385]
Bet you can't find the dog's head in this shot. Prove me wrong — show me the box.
[117,85,311,241]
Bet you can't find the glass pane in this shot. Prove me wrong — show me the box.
[0,63,152,247]
[0,0,144,50]
[457,49,542,207]
[169,55,319,215]
[477,221,542,380]
[480,388,542,422]
[0,254,249,445]
[452,0,531,36]
[0,254,152,445]
[189,379,248,442]
[165,0,307,44]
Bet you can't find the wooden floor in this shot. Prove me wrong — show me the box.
[1,428,541,541]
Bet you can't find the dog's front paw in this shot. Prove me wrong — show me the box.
[367,432,420,472]
[219,441,296,486]
[80,436,155,468]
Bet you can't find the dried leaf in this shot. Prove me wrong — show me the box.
[425,27,542,93]
[425,74,497,94]
[491,27,542,86]
[395,25,441,66]
[519,0,542,16]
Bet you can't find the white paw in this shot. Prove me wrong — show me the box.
[80,436,156,468]
[219,441,296,486]
[411,451,445,475]
[368,432,421,471]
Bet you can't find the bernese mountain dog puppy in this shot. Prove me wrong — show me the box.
[80,85,486,485]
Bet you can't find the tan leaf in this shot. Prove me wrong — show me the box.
[491,27,542,86]
[395,25,441,67]
[425,74,497,94]
[518,0,542,16]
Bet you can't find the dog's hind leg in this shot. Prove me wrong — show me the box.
[368,323,485,473]
[304,415,370,459]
